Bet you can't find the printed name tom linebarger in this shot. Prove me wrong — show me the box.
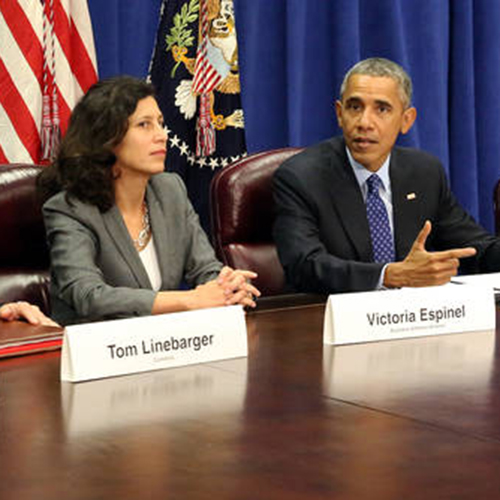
[106,334,215,360]
[366,304,466,328]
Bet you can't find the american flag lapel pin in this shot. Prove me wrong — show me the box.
[406,192,416,200]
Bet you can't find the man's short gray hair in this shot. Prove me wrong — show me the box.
[339,57,413,108]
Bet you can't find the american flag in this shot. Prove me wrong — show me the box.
[0,0,98,164]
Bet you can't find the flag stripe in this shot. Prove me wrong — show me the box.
[192,0,223,95]
[0,56,40,163]
[52,34,83,112]
[0,58,40,161]
[69,0,98,70]
[0,0,97,163]
[0,101,37,164]
[193,61,223,93]
[68,17,98,90]
[53,0,97,93]
[1,0,43,81]
[0,8,43,128]
[0,142,8,163]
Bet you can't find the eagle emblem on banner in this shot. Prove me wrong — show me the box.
[165,0,244,159]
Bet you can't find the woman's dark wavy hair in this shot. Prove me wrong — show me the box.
[37,75,156,211]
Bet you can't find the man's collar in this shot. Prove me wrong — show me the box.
[345,147,391,191]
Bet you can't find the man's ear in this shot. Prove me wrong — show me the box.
[335,100,344,129]
[401,106,417,134]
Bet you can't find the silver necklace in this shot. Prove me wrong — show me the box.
[133,202,151,251]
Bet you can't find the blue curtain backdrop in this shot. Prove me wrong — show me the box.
[87,0,500,233]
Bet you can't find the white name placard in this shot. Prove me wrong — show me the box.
[61,305,247,382]
[323,284,495,345]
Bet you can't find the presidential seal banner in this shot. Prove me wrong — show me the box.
[149,0,247,230]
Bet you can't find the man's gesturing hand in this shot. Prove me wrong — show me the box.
[384,220,477,288]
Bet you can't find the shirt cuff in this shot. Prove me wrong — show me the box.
[376,264,390,290]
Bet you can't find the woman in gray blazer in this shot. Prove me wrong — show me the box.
[38,76,259,325]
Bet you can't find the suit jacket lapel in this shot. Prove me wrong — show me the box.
[328,141,373,261]
[102,204,152,288]
[390,151,422,260]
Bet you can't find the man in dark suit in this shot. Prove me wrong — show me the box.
[273,57,500,294]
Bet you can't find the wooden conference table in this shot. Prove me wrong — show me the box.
[1,300,500,500]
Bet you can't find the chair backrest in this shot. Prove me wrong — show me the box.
[210,148,303,296]
[0,164,51,313]
[494,179,500,235]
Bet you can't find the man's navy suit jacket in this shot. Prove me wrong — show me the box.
[273,136,500,293]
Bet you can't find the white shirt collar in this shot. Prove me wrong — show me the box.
[345,147,392,195]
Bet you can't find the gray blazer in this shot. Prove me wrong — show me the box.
[43,173,222,325]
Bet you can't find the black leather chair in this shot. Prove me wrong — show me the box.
[0,164,51,314]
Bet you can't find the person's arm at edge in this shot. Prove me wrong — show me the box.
[0,302,60,327]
